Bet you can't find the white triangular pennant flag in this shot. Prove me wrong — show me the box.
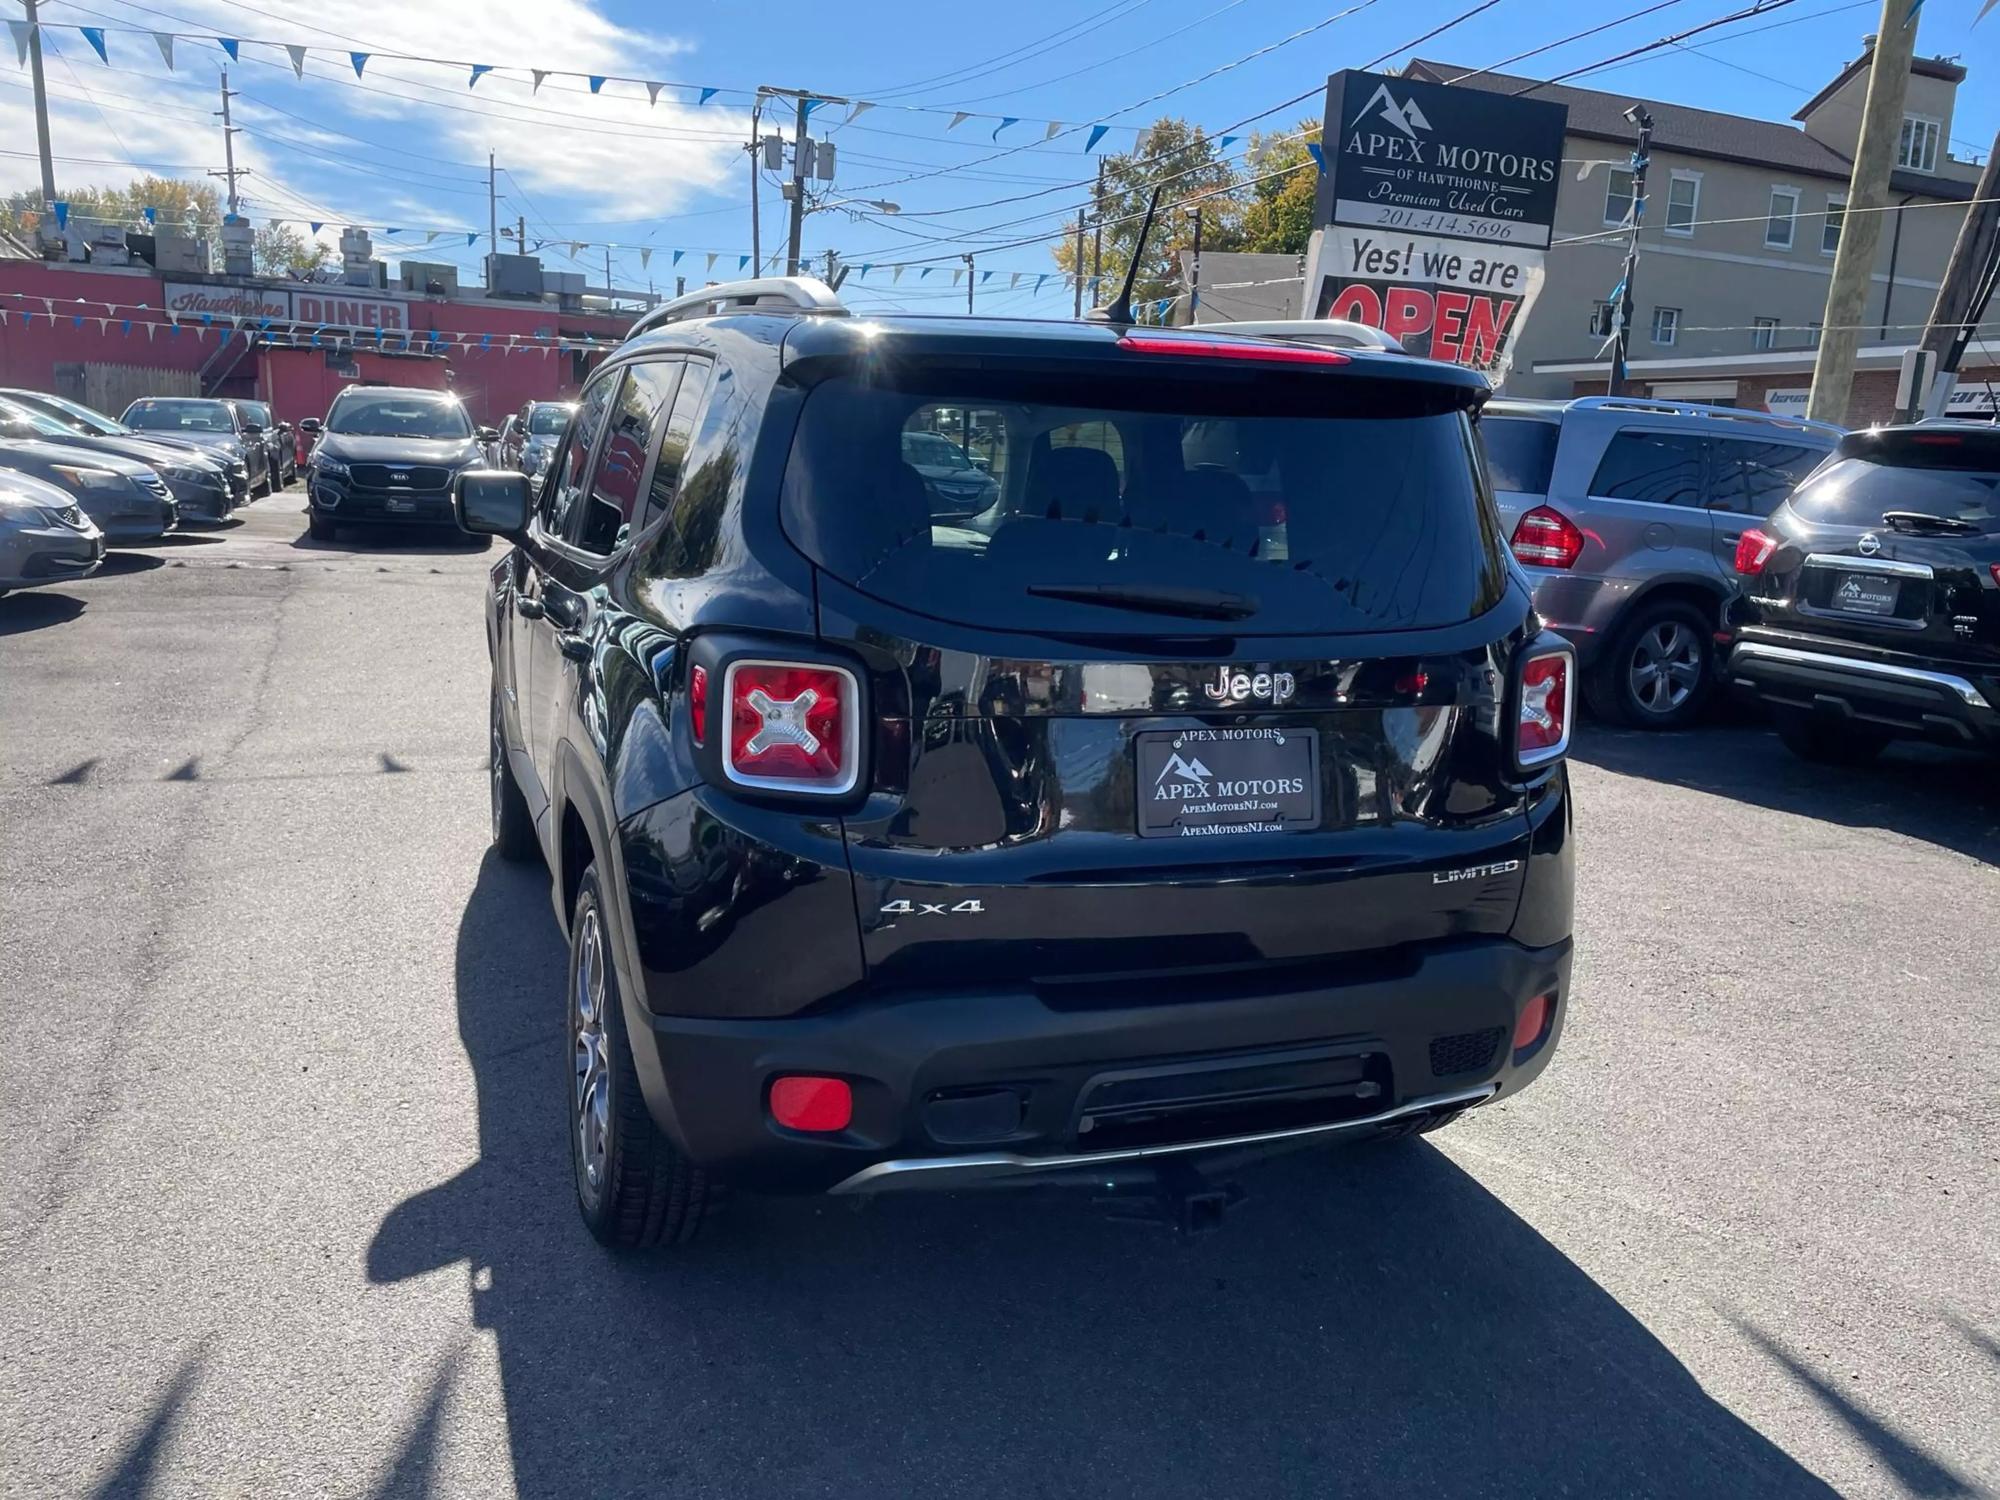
[952,269,963,286]
[1045,121,1063,141]
[705,253,718,273]
[848,101,874,123]
[639,247,652,268]
[145,320,156,340]
[286,44,307,78]
[892,266,904,283]
[1010,272,1021,288]
[8,20,33,67]
[424,230,438,245]
[532,70,549,93]
[153,31,174,69]
[948,111,971,131]
[646,82,662,106]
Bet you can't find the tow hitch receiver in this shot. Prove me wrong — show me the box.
[1098,1160,1248,1241]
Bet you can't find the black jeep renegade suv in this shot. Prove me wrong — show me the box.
[453,280,1576,1247]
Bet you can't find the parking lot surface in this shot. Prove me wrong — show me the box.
[2,494,1996,1498]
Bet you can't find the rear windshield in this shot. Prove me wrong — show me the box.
[1790,443,2000,535]
[125,399,234,433]
[781,370,1506,636]
[527,405,571,436]
[1479,416,1559,494]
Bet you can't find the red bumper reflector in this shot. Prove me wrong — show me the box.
[1513,993,1553,1053]
[769,1075,853,1132]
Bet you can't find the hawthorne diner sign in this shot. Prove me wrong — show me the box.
[1303,70,1568,373]
[161,282,409,331]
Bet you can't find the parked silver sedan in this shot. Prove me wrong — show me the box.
[0,394,235,525]
[0,439,177,544]
[0,468,104,597]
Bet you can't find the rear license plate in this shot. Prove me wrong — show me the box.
[1829,572,1901,616]
[1134,727,1320,839]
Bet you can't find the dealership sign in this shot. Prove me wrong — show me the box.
[1303,70,1568,373]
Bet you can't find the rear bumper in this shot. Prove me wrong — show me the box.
[1521,569,1634,666]
[626,935,1571,1195]
[1727,637,2000,747]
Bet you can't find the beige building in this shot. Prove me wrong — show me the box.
[1403,47,1990,415]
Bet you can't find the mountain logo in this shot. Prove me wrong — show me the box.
[1347,83,1433,141]
[1156,751,1213,787]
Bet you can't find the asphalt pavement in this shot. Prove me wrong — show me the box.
[2,490,1996,1499]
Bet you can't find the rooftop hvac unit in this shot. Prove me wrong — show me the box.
[221,217,254,277]
[485,253,545,298]
[146,231,210,273]
[399,260,460,296]
[542,269,585,310]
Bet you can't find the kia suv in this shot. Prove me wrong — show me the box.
[303,386,497,542]
[1484,396,1839,728]
[1725,422,2000,762]
[452,279,1576,1246]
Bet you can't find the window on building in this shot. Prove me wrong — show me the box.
[1822,195,1846,256]
[1666,172,1701,236]
[1604,167,1636,227]
[1806,320,1823,349]
[1589,301,1616,338]
[1897,115,1942,174]
[1752,317,1780,351]
[1765,187,1799,249]
[1651,307,1680,347]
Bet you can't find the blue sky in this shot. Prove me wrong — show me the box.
[5,0,1997,317]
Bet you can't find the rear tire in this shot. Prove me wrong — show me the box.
[568,865,713,1248]
[489,686,538,863]
[1772,708,1891,766]
[306,511,336,542]
[1588,600,1715,729]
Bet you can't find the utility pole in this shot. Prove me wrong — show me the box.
[604,246,614,304]
[517,215,526,255]
[964,254,975,314]
[1072,207,1086,317]
[1607,106,1653,395]
[748,93,765,269]
[21,0,57,243]
[786,93,810,277]
[1190,206,1203,327]
[1809,0,1921,425]
[487,152,498,263]
[211,70,245,217]
[1091,158,1105,301]
[1914,129,2000,417]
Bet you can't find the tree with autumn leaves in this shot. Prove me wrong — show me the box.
[1,174,330,279]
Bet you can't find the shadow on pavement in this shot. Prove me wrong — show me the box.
[290,526,492,557]
[94,553,166,578]
[0,591,85,635]
[88,1345,204,1500]
[367,853,1845,1498]
[1572,725,2000,869]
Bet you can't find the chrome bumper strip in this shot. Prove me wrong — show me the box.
[1730,641,1992,711]
[827,1085,1498,1195]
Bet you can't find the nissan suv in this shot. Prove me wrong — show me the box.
[451,279,1576,1246]
[1725,422,2000,762]
[1483,396,1839,728]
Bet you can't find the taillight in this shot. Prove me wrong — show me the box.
[1515,646,1573,769]
[1509,506,1584,569]
[1989,563,2000,588]
[722,660,860,795]
[1734,529,1778,575]
[688,664,708,744]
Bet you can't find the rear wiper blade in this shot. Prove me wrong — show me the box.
[1024,582,1259,621]
[1882,510,1981,534]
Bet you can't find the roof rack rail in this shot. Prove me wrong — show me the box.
[622,275,848,342]
[1567,394,1844,436]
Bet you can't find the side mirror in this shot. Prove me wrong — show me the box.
[454,470,531,540]
[242,421,264,435]
[298,418,322,436]
[476,425,500,443]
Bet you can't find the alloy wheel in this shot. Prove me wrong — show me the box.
[1628,620,1702,715]
[572,908,611,1195]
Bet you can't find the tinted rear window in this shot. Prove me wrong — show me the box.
[1790,449,2000,534]
[781,370,1505,636]
[1479,416,1558,494]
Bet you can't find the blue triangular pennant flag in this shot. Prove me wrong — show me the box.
[1035,273,1047,293]
[481,332,492,347]
[1085,125,1109,153]
[309,221,323,234]
[1219,135,1239,150]
[992,116,1018,142]
[73,314,84,328]
[384,227,401,237]
[698,87,717,104]
[349,52,369,77]
[672,249,684,265]
[981,270,993,283]
[218,37,240,61]
[79,27,108,63]
[121,319,131,335]
[143,206,157,225]
[1306,142,1326,173]
[466,232,477,246]
[921,267,933,280]
[858,264,871,279]
[588,75,606,93]
[738,255,749,270]
[469,64,492,88]
[803,98,825,118]
[53,201,68,230]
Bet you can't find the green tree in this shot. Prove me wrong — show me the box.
[254,222,332,280]
[1052,117,1244,310]
[0,175,223,254]
[1237,121,1321,255]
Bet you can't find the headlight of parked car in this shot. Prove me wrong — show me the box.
[314,455,350,480]
[50,464,128,492]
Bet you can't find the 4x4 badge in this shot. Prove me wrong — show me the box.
[1203,667,1296,705]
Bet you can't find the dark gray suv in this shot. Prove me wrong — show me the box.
[1483,396,1840,729]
